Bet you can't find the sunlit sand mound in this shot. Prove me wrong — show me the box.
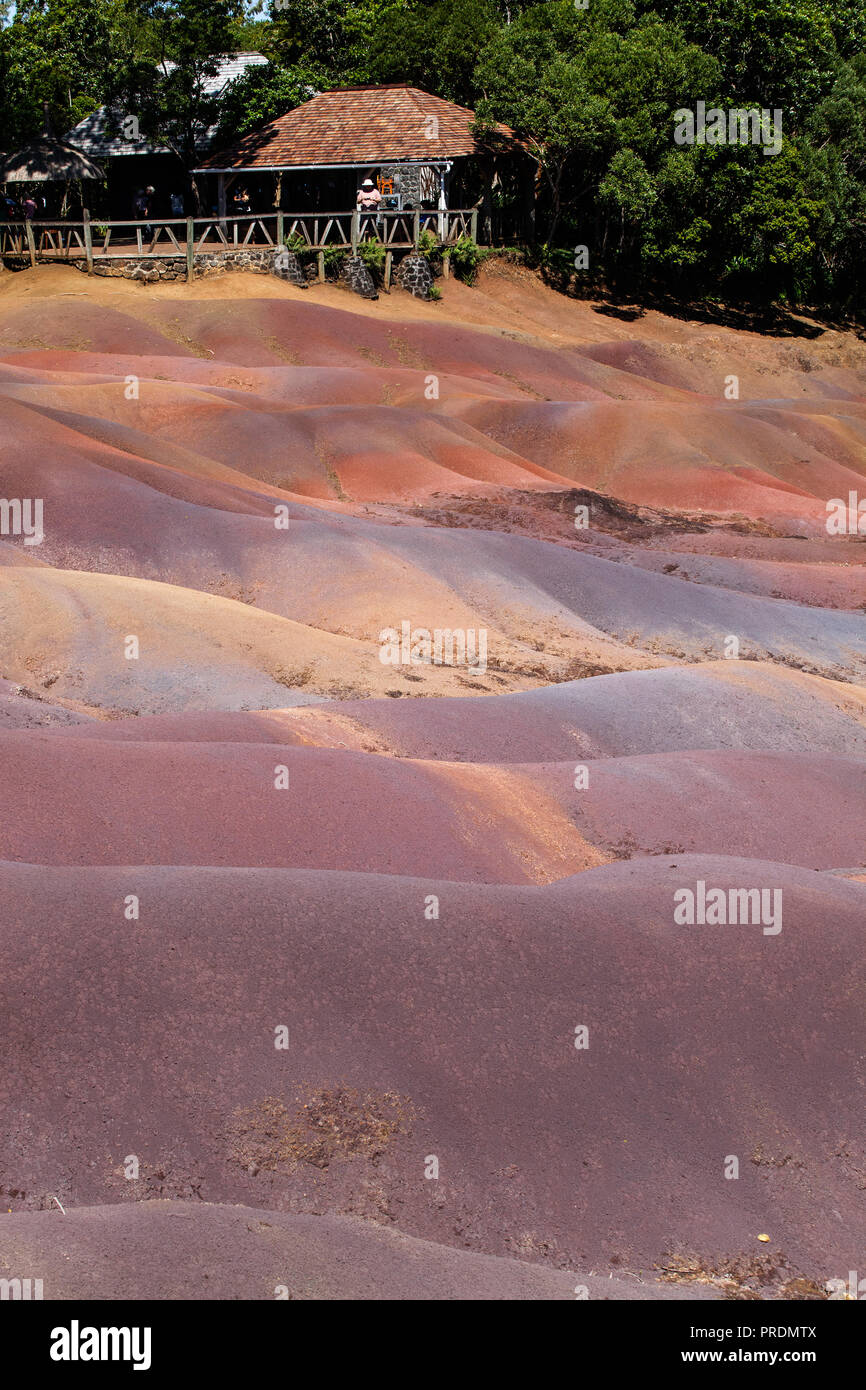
[0,393,310,522]
[0,676,97,730]
[0,442,674,680]
[386,530,866,678]
[0,1201,717,1301]
[1,857,862,1278]
[614,546,866,610]
[0,296,198,358]
[2,439,862,680]
[0,565,548,713]
[2,269,863,523]
[135,294,645,400]
[521,749,866,870]
[263,664,866,762]
[0,350,535,406]
[1,733,860,876]
[455,397,866,531]
[1,278,622,395]
[4,390,570,501]
[579,334,866,402]
[149,400,565,500]
[0,732,606,883]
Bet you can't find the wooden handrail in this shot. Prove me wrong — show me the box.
[0,209,475,230]
[0,209,482,263]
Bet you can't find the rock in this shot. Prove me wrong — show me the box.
[341,254,378,300]
[396,253,434,300]
[272,249,308,288]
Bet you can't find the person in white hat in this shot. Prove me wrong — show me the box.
[357,178,382,211]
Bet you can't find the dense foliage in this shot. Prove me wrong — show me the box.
[1,0,864,314]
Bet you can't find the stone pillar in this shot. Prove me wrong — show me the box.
[341,254,378,299]
[396,253,434,299]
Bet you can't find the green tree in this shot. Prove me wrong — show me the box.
[370,0,500,104]
[474,2,717,246]
[731,142,823,299]
[0,0,132,146]
[654,0,839,115]
[599,148,657,251]
[268,0,390,86]
[116,0,244,209]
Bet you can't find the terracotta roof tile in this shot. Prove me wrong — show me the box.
[200,85,514,170]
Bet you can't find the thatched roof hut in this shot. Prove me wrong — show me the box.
[0,138,104,184]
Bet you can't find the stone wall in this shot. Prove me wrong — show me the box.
[85,248,280,282]
[380,163,422,205]
[59,245,437,301]
[379,164,439,206]
[396,253,434,300]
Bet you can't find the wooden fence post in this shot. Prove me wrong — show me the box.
[186,219,195,283]
[470,208,478,243]
[351,209,359,253]
[413,210,420,248]
[25,220,37,268]
[276,211,284,248]
[83,208,93,274]
[384,250,392,290]
[317,251,325,283]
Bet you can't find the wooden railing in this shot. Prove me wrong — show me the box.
[0,208,481,270]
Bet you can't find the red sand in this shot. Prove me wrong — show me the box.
[0,1200,719,1300]
[0,262,864,1298]
[0,733,861,877]
[0,857,863,1282]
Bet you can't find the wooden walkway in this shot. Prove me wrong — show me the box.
[0,209,480,275]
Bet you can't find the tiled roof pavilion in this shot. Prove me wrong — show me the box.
[199,85,516,171]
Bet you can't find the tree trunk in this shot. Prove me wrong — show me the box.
[546,164,565,247]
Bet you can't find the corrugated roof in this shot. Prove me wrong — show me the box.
[199,85,515,170]
[65,53,268,158]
